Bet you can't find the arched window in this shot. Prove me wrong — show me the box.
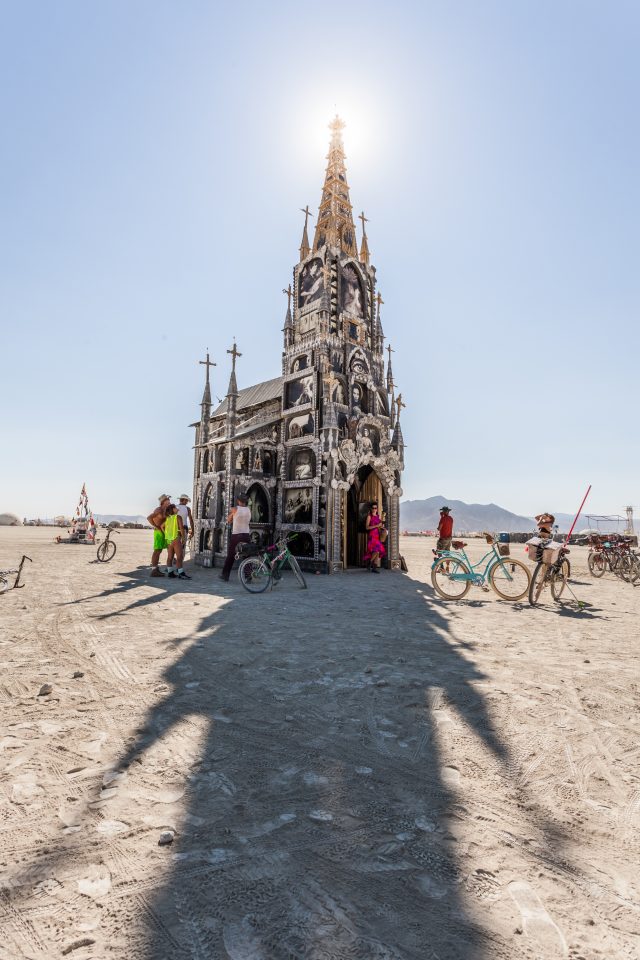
[292,532,315,558]
[288,448,315,481]
[246,483,269,524]
[202,448,210,473]
[199,527,212,552]
[202,483,214,519]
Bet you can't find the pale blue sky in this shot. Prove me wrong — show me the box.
[1,1,638,519]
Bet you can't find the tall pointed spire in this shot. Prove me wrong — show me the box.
[313,116,357,257]
[386,341,394,393]
[392,393,405,452]
[282,284,293,346]
[358,211,370,265]
[299,205,312,261]
[198,350,215,408]
[226,340,241,397]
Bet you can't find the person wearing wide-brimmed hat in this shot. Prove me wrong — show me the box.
[147,494,171,577]
[176,494,194,552]
[436,506,454,552]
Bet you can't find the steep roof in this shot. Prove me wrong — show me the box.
[212,376,282,417]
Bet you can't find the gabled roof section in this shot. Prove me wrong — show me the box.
[212,376,282,417]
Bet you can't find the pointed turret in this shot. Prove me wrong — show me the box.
[391,393,405,455]
[358,211,370,265]
[198,351,215,440]
[313,116,357,257]
[386,342,394,393]
[282,284,293,346]
[299,206,312,261]
[225,341,241,439]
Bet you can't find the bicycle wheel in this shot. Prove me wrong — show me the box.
[97,540,116,562]
[629,554,640,585]
[588,551,606,578]
[431,556,471,600]
[0,576,9,594]
[239,557,271,593]
[617,554,634,583]
[550,563,568,600]
[489,558,531,601]
[288,555,307,589]
[528,562,550,606]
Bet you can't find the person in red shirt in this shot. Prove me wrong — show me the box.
[436,506,454,551]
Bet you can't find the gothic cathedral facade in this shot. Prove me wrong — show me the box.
[192,118,405,572]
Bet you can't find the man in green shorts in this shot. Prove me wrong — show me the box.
[147,495,170,577]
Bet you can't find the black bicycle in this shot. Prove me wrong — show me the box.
[97,527,119,562]
[528,542,571,606]
[0,555,32,594]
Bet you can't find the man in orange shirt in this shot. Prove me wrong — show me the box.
[436,506,454,552]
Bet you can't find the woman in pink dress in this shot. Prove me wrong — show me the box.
[364,501,386,573]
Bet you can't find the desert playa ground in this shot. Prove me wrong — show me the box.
[0,528,638,960]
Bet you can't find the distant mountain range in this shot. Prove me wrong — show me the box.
[94,514,150,526]
[401,497,553,533]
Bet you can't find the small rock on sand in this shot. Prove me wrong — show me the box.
[158,830,175,846]
[38,683,52,696]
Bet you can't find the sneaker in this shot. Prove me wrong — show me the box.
[167,571,176,579]
[151,568,164,577]
[177,572,191,580]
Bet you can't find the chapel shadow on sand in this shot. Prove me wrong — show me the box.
[105,570,515,959]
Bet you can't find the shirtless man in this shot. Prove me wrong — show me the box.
[147,494,170,577]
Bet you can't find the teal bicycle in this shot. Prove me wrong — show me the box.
[431,533,531,601]
[238,533,307,593]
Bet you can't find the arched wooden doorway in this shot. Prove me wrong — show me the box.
[345,465,384,568]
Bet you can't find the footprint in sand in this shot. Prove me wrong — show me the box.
[77,864,111,899]
[508,880,568,956]
[222,916,266,959]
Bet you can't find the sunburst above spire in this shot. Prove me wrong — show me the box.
[312,116,357,258]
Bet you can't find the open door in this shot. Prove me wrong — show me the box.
[345,466,383,567]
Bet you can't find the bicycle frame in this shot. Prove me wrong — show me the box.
[434,543,505,584]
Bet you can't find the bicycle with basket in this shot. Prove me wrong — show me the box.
[430,533,531,601]
[526,537,574,606]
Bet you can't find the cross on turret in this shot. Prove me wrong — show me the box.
[227,341,242,373]
[198,350,216,382]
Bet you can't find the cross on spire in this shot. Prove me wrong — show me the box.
[227,341,242,373]
[299,205,313,261]
[395,393,406,419]
[359,210,370,265]
[198,350,216,382]
[386,343,394,363]
[282,284,293,311]
[301,205,313,231]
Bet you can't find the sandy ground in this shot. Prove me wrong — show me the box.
[0,527,638,960]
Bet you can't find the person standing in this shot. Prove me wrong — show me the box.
[164,503,191,579]
[147,495,171,577]
[177,495,194,553]
[436,506,453,552]
[219,494,251,582]
[364,500,386,573]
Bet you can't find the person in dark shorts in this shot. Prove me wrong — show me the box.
[436,506,453,551]
[219,494,251,582]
